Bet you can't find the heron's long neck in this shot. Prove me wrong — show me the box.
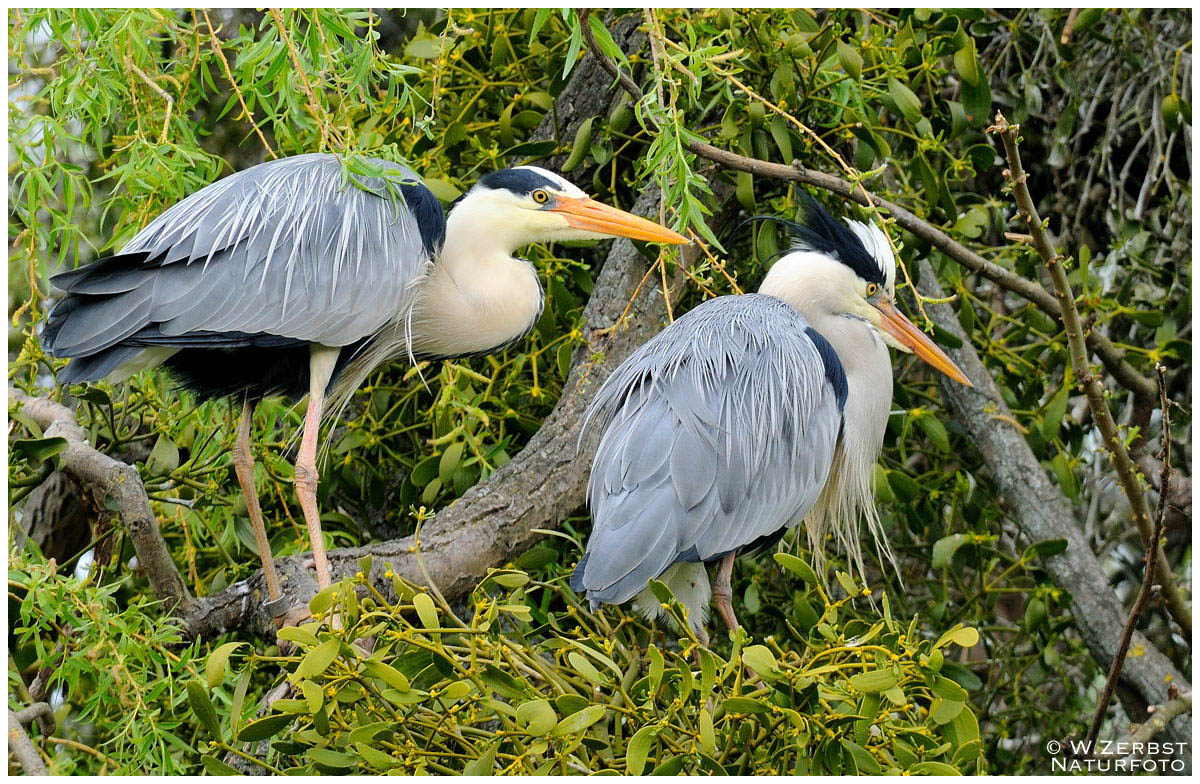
[793,307,896,575]
[408,204,543,358]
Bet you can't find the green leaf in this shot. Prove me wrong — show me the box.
[1041,378,1072,440]
[699,707,717,755]
[295,638,340,679]
[186,680,222,740]
[741,645,781,680]
[463,741,499,775]
[422,177,462,202]
[551,704,606,736]
[930,698,966,725]
[11,437,68,468]
[888,76,922,122]
[910,761,961,775]
[850,668,899,693]
[722,696,770,714]
[309,584,337,615]
[568,651,605,686]
[931,534,971,570]
[145,434,180,474]
[237,713,293,743]
[516,698,558,736]
[929,675,970,702]
[919,414,951,452]
[307,747,357,768]
[844,740,881,774]
[774,552,819,585]
[277,625,320,648]
[937,626,980,649]
[404,35,440,60]
[201,754,240,775]
[561,116,594,173]
[362,659,410,691]
[953,39,979,86]
[356,742,399,770]
[299,679,324,713]
[837,40,862,81]
[438,442,465,485]
[961,68,992,124]
[205,642,245,688]
[626,725,659,775]
[412,592,439,629]
[1025,538,1069,559]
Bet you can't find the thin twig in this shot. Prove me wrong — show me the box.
[991,113,1190,638]
[202,10,276,158]
[1084,364,1176,751]
[267,8,336,150]
[126,59,174,143]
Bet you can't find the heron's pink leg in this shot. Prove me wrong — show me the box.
[295,346,340,591]
[712,551,740,634]
[232,397,282,604]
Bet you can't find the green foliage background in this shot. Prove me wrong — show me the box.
[8,8,1191,775]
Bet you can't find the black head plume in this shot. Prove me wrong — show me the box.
[737,193,887,284]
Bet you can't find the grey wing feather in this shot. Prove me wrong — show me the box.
[576,294,843,604]
[45,154,442,360]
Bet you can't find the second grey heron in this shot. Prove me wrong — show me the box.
[42,153,687,613]
[571,196,971,642]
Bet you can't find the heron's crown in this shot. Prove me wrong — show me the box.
[475,166,584,199]
[787,194,894,293]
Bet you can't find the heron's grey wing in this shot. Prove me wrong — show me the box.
[572,294,844,604]
[44,154,444,362]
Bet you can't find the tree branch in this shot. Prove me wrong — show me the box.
[9,704,55,776]
[1086,365,1176,750]
[8,389,192,611]
[991,113,1190,637]
[911,257,1191,752]
[578,13,1156,407]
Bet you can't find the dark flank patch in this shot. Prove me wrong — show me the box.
[805,326,849,412]
[161,337,366,403]
[476,167,560,197]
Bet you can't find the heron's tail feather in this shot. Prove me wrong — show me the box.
[632,561,710,633]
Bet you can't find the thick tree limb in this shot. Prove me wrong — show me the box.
[912,258,1191,755]
[991,113,1190,637]
[8,704,54,776]
[183,186,701,638]
[8,390,191,610]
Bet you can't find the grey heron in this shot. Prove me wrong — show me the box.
[570,196,970,642]
[42,152,687,613]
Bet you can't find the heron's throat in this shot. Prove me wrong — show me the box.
[798,311,896,577]
[408,228,543,358]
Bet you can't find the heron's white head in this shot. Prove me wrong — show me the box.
[448,166,688,252]
[757,198,970,386]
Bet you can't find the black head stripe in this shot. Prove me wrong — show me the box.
[476,168,560,197]
[739,195,885,284]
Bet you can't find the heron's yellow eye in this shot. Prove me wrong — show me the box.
[865,282,879,297]
[531,189,550,204]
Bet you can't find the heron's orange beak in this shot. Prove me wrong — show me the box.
[872,298,973,386]
[549,196,690,245]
